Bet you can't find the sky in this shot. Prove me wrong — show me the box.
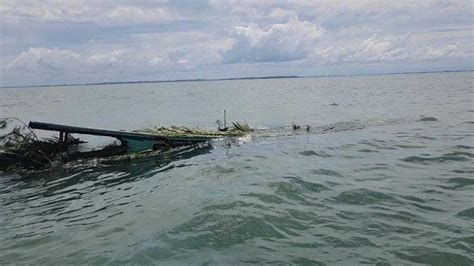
[0,0,473,86]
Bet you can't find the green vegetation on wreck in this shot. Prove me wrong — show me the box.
[137,122,253,138]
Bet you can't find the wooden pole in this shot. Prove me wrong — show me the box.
[28,121,214,144]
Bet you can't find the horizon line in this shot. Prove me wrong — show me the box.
[1,69,472,89]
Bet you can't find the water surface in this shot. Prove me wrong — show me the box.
[1,72,473,264]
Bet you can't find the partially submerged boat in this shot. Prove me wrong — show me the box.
[0,119,252,172]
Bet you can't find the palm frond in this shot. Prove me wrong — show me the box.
[137,122,253,138]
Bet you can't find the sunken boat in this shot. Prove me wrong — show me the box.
[0,118,252,172]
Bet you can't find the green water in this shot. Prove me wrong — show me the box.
[1,72,473,264]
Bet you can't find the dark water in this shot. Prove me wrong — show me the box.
[1,72,473,265]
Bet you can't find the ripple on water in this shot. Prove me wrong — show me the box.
[281,176,330,193]
[311,169,343,177]
[290,258,325,265]
[454,145,474,149]
[241,192,291,205]
[401,151,473,164]
[362,222,419,237]
[268,182,308,204]
[396,144,427,149]
[323,235,376,248]
[358,148,380,153]
[298,150,332,158]
[392,247,473,265]
[445,236,474,254]
[442,177,474,190]
[333,188,399,205]
[164,213,286,249]
[456,207,474,219]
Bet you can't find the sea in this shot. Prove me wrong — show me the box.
[0,71,473,265]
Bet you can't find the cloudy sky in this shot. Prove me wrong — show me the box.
[1,0,472,86]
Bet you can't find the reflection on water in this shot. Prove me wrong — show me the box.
[1,72,473,264]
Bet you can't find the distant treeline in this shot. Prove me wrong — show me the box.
[2,69,472,88]
[2,75,300,89]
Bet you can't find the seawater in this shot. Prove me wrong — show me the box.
[0,72,473,264]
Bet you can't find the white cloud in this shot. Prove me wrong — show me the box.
[4,41,226,84]
[177,59,190,65]
[88,49,128,66]
[7,47,81,70]
[313,35,473,65]
[0,1,174,25]
[341,36,409,63]
[223,16,323,63]
[103,7,173,25]
[266,8,295,20]
[148,56,165,66]
[421,42,473,60]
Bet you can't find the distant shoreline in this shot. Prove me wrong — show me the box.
[1,69,472,89]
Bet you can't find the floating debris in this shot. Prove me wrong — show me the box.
[419,116,438,122]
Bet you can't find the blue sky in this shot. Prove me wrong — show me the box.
[1,0,472,86]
